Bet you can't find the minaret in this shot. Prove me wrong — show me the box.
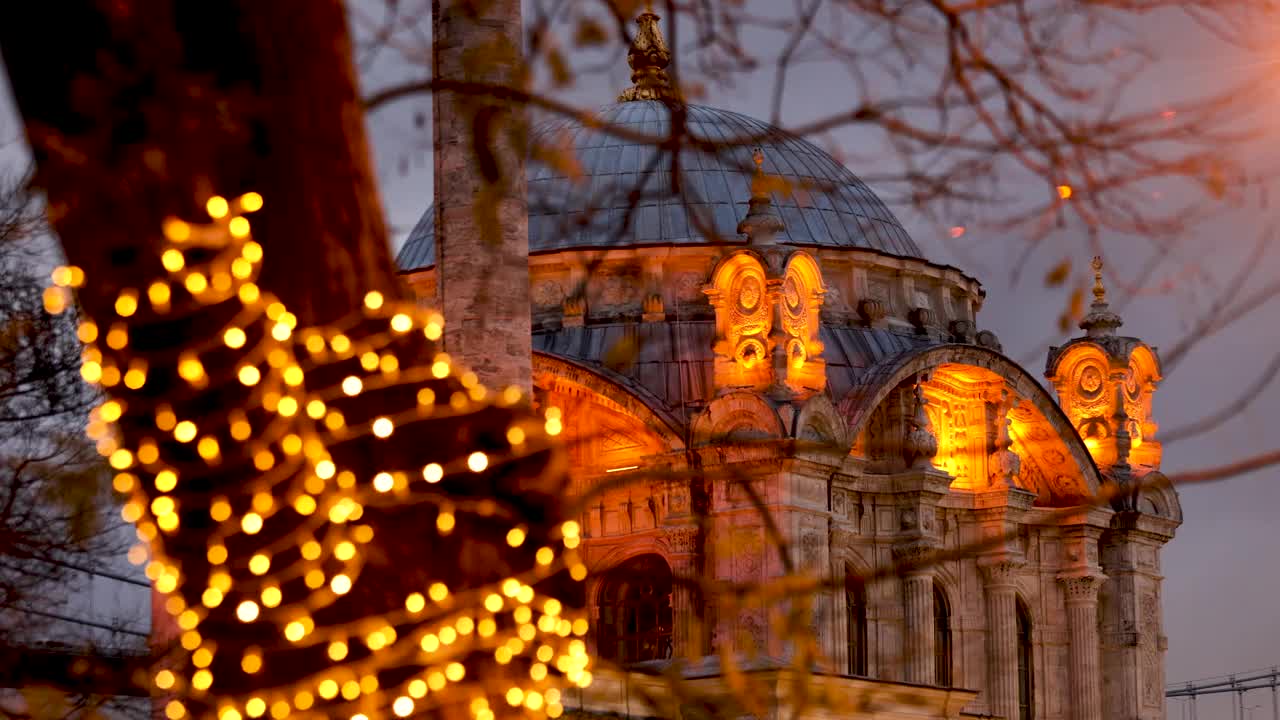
[1046,256,1179,720]
[432,0,531,391]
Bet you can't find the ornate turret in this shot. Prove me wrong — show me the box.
[1047,256,1164,479]
[618,5,678,102]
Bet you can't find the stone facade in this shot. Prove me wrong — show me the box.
[410,11,1182,720]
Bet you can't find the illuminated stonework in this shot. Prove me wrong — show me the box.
[398,24,1182,720]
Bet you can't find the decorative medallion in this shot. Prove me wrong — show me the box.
[532,280,565,307]
[674,271,704,301]
[1079,364,1104,395]
[738,275,762,311]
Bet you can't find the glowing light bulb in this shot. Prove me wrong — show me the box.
[363,291,384,310]
[236,600,260,622]
[467,452,488,472]
[249,554,270,575]
[174,420,198,443]
[372,417,394,438]
[242,513,263,534]
[342,376,362,396]
[373,472,394,492]
[229,216,251,238]
[206,196,230,219]
[224,327,247,348]
[422,463,444,483]
[330,574,352,595]
[239,192,264,212]
[162,249,185,272]
[115,290,138,317]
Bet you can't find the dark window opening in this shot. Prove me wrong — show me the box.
[1017,600,1035,720]
[934,585,952,687]
[597,554,673,664]
[846,578,868,676]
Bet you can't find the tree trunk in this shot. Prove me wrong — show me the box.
[1,2,574,714]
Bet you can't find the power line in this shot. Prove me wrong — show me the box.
[21,555,149,588]
[7,605,148,638]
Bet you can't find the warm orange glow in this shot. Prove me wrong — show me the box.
[1057,184,1073,199]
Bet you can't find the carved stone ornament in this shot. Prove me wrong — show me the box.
[975,329,1003,352]
[664,526,699,555]
[980,559,1023,587]
[562,296,586,327]
[891,540,938,571]
[532,280,565,308]
[786,337,807,369]
[735,337,767,368]
[908,306,932,333]
[642,293,665,323]
[857,297,887,326]
[949,319,976,344]
[903,382,939,469]
[1057,574,1104,605]
[988,391,1022,488]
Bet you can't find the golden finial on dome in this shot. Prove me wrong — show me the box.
[1091,255,1107,304]
[618,5,678,102]
[1080,254,1123,337]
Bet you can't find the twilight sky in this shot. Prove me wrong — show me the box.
[2,2,1278,714]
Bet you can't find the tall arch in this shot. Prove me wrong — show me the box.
[595,554,674,664]
[1016,598,1035,720]
[845,569,869,677]
[934,583,953,687]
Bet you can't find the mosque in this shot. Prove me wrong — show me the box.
[398,9,1181,720]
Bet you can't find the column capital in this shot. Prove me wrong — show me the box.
[891,540,939,575]
[1057,572,1105,605]
[978,556,1024,587]
[662,525,700,557]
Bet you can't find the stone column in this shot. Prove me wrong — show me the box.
[665,526,702,660]
[982,560,1021,720]
[894,541,937,686]
[432,0,531,391]
[902,570,935,685]
[1059,573,1105,720]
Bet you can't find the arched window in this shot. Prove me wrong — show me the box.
[934,585,952,687]
[846,576,868,676]
[596,554,673,664]
[1017,600,1034,720]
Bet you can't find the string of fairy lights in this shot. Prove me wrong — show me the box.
[43,194,591,720]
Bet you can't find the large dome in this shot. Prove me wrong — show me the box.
[395,101,921,271]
